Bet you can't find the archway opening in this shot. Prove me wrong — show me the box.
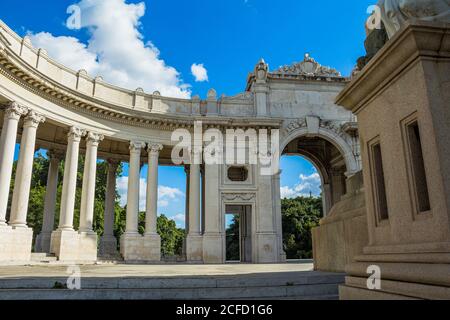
[280,135,348,260]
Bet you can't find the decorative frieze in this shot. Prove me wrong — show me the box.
[284,118,307,133]
[222,193,256,201]
[272,53,342,78]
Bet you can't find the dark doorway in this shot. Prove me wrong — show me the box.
[225,205,252,262]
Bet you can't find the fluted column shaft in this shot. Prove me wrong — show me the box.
[0,103,27,225]
[58,127,85,231]
[41,150,64,233]
[104,160,119,237]
[10,111,45,227]
[188,149,201,235]
[79,132,104,233]
[145,143,162,235]
[126,141,144,234]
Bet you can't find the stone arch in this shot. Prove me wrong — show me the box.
[280,126,359,176]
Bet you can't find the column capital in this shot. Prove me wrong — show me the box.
[47,149,65,161]
[107,158,120,170]
[86,131,104,146]
[130,140,145,153]
[4,102,28,120]
[147,143,163,156]
[24,110,46,128]
[68,126,86,142]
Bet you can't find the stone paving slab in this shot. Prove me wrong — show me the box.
[0,262,320,279]
[0,262,345,300]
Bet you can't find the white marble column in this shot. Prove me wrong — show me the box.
[58,127,85,231]
[103,160,118,237]
[125,141,144,234]
[202,163,222,263]
[79,132,104,233]
[0,102,27,226]
[35,150,64,252]
[273,169,286,262]
[99,159,119,256]
[188,161,201,235]
[145,143,162,235]
[9,110,46,228]
[186,148,203,261]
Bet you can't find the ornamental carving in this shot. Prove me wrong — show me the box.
[147,143,163,155]
[272,53,341,78]
[377,0,450,39]
[86,132,105,145]
[24,110,46,127]
[4,102,28,120]
[285,118,307,133]
[130,141,146,152]
[255,59,269,82]
[68,126,86,140]
[222,193,256,201]
[319,120,348,141]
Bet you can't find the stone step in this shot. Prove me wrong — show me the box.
[0,284,340,300]
[0,272,344,289]
[0,272,344,300]
[30,253,57,262]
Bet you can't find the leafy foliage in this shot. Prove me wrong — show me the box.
[281,196,322,259]
[157,214,185,257]
[225,215,240,261]
[8,152,186,256]
[8,151,321,260]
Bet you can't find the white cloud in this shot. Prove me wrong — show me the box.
[158,185,184,200]
[116,176,147,211]
[166,213,186,228]
[116,177,184,211]
[191,63,208,82]
[173,214,185,223]
[280,172,322,199]
[158,199,169,208]
[28,0,191,98]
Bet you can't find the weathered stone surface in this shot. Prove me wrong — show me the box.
[378,0,450,38]
[336,21,450,299]
[312,172,368,272]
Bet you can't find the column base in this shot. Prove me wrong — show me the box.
[120,233,161,262]
[186,234,203,262]
[35,231,52,253]
[0,225,32,262]
[202,233,224,264]
[99,235,119,258]
[50,229,98,262]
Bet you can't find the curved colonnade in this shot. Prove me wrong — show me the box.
[0,20,360,263]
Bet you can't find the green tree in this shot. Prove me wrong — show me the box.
[157,214,185,257]
[281,196,322,259]
[226,215,240,261]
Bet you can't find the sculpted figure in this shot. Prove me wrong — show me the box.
[378,0,450,37]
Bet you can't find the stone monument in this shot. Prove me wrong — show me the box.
[336,17,450,299]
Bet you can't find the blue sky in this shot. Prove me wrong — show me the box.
[4,0,374,227]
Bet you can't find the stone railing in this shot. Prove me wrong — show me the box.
[0,19,254,118]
